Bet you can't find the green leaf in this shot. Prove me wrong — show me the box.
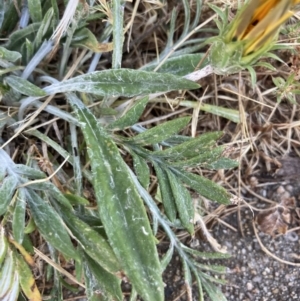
[0,175,18,216]
[6,23,41,51]
[83,257,104,301]
[0,46,21,62]
[63,193,89,206]
[68,93,164,301]
[28,0,43,23]
[255,61,277,71]
[83,253,123,301]
[130,150,150,189]
[26,189,79,261]
[46,69,200,97]
[170,146,224,168]
[182,260,192,294]
[166,169,194,234]
[15,251,42,301]
[160,245,174,272]
[194,272,204,301]
[0,226,8,266]
[181,245,230,259]
[14,164,46,179]
[201,277,227,301]
[108,96,149,130]
[176,171,231,205]
[201,271,227,285]
[128,117,191,145]
[13,189,27,244]
[142,53,207,76]
[153,131,223,159]
[205,157,238,170]
[22,234,34,254]
[0,1,19,36]
[34,8,53,49]
[5,75,47,97]
[197,103,240,123]
[153,163,176,222]
[0,250,15,299]
[60,206,121,274]
[195,262,227,274]
[112,0,124,68]
[247,65,257,88]
[72,28,113,53]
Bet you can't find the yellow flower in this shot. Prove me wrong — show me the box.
[209,0,300,74]
[226,0,298,55]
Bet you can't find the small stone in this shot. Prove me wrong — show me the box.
[246,282,253,290]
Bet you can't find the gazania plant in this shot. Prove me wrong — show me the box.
[209,0,300,76]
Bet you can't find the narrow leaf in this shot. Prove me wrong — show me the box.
[68,94,164,301]
[160,245,174,272]
[112,0,124,68]
[25,189,79,261]
[170,146,224,168]
[0,226,8,266]
[6,23,41,51]
[153,163,177,222]
[181,245,230,259]
[84,253,123,301]
[153,131,222,159]
[130,150,150,189]
[14,165,46,179]
[142,53,206,76]
[45,69,200,97]
[108,96,149,130]
[128,117,191,145]
[166,169,194,234]
[63,193,89,206]
[15,252,42,301]
[0,250,15,298]
[205,157,239,170]
[28,0,43,23]
[176,171,231,204]
[60,206,121,274]
[12,189,27,244]
[0,175,18,216]
[0,46,21,62]
[5,75,46,97]
[201,277,227,301]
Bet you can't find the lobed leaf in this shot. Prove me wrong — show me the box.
[68,94,164,301]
